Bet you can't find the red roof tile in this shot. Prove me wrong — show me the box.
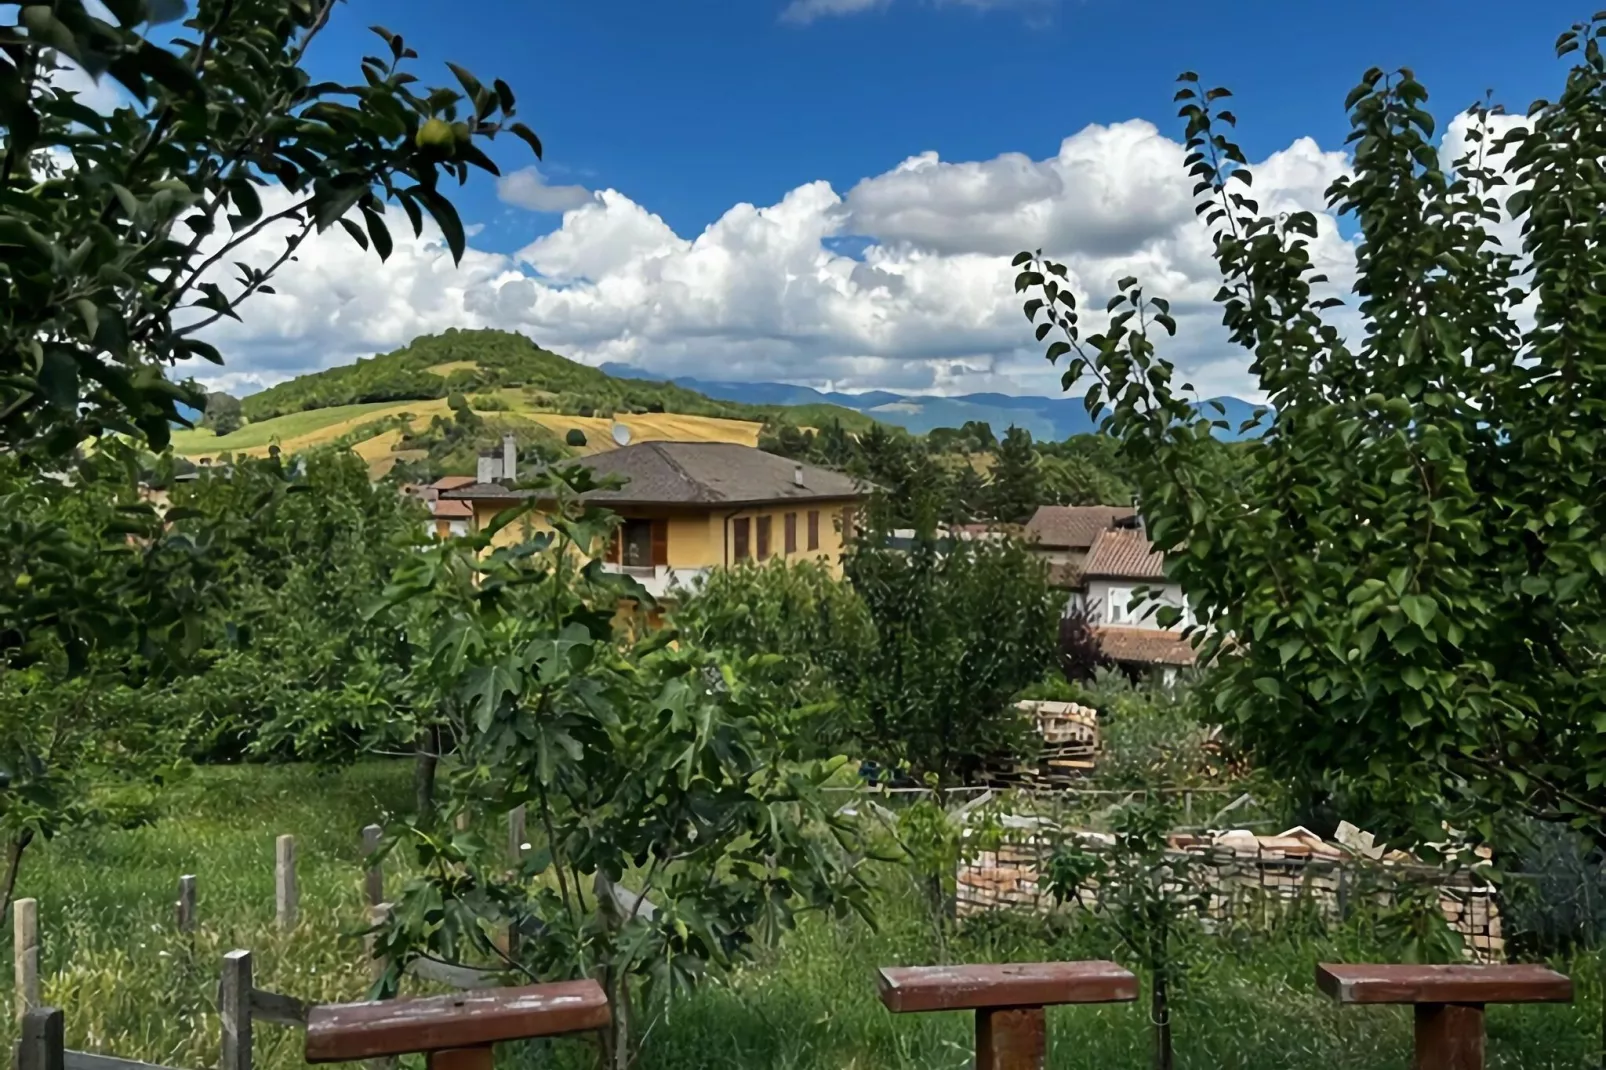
[1082,527,1165,581]
[1023,506,1134,550]
[1094,626,1197,667]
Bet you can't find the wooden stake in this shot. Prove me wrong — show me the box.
[507,806,527,866]
[361,825,384,908]
[14,895,39,1022]
[366,903,392,986]
[220,950,253,1070]
[17,1006,64,1070]
[275,835,298,930]
[176,875,197,933]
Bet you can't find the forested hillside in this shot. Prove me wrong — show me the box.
[240,329,875,429]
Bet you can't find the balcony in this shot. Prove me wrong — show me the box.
[601,562,711,599]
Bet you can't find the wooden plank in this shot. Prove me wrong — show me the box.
[275,836,297,930]
[14,896,39,1022]
[405,958,501,991]
[64,1050,184,1070]
[219,950,252,1070]
[361,826,384,908]
[249,987,311,1026]
[18,1007,64,1070]
[303,981,610,1062]
[176,876,197,934]
[878,962,1137,1014]
[1315,963,1573,1006]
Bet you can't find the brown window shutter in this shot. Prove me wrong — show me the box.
[607,527,621,563]
[784,512,797,555]
[650,518,668,567]
[757,516,772,560]
[733,517,751,561]
[807,510,819,551]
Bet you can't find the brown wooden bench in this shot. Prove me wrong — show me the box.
[877,961,1137,1070]
[304,982,609,1070]
[1316,963,1573,1070]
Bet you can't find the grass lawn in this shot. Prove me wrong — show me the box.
[2,763,1599,1070]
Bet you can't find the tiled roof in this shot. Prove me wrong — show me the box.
[442,442,867,507]
[1023,505,1134,549]
[1082,526,1166,581]
[1094,625,1197,667]
[430,475,478,491]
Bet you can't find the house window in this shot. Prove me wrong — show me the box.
[733,517,751,561]
[807,510,820,551]
[1106,586,1138,625]
[620,519,654,568]
[757,516,772,560]
[784,512,797,555]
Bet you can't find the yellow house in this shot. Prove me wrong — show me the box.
[440,441,868,600]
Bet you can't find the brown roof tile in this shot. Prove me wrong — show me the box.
[431,475,478,491]
[1082,526,1165,581]
[1023,506,1134,550]
[1094,626,1197,667]
[443,442,867,507]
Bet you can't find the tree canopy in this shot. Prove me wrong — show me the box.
[1016,24,1606,845]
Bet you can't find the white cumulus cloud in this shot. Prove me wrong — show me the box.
[496,166,595,213]
[181,116,1372,405]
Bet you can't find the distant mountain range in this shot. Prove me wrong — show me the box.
[600,364,1263,441]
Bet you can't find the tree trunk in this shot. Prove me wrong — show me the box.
[1,830,33,926]
[1151,971,1173,1070]
[413,726,439,819]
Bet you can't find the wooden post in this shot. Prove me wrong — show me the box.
[14,895,39,1022]
[275,835,298,930]
[176,875,197,933]
[507,806,526,866]
[1415,1003,1486,1070]
[361,825,384,908]
[366,903,392,986]
[976,1006,1047,1070]
[220,950,253,1070]
[17,1006,64,1070]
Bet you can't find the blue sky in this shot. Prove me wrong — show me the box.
[199,0,1581,400]
[305,0,1573,253]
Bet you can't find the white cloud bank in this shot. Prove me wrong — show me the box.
[187,117,1361,402]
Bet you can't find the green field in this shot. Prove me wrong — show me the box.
[1,764,1598,1070]
[171,401,417,454]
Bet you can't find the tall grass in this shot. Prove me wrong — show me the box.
[2,762,1598,1070]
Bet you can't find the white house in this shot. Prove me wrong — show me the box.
[1071,522,1198,685]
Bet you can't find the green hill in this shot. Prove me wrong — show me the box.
[240,329,875,431]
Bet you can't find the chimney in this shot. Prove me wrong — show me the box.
[793,463,805,487]
[502,433,518,484]
[477,452,496,484]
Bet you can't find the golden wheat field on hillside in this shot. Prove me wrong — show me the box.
[170,392,764,476]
